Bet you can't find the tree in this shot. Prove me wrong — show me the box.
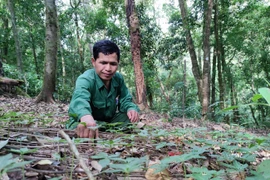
[36,0,58,103]
[70,0,85,73]
[0,59,4,76]
[125,0,148,110]
[178,0,213,120]
[7,0,23,74]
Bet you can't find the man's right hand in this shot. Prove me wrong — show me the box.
[76,115,99,139]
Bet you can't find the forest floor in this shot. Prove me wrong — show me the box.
[0,95,270,180]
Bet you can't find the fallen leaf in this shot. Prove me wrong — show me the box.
[168,151,182,156]
[36,159,53,165]
[91,160,102,172]
[25,172,39,177]
[136,122,145,129]
[145,160,171,180]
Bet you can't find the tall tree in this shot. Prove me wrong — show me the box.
[36,0,58,103]
[178,0,213,120]
[0,59,4,76]
[125,0,148,110]
[7,0,23,73]
[70,0,84,73]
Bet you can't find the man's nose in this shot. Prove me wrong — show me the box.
[105,64,111,71]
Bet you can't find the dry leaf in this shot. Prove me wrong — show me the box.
[91,160,102,172]
[36,159,53,165]
[212,125,225,131]
[25,172,39,177]
[0,173,9,180]
[145,160,171,180]
[136,122,145,129]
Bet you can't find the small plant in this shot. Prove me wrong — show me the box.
[0,140,31,178]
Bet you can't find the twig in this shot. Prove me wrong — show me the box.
[59,130,95,180]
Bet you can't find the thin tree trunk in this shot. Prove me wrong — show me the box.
[60,44,66,86]
[211,0,218,119]
[201,0,213,119]
[30,30,39,75]
[182,58,187,118]
[36,0,58,103]
[125,0,148,110]
[156,75,170,104]
[71,0,84,73]
[7,0,23,73]
[229,69,239,122]
[178,0,202,104]
[211,48,216,119]
[0,59,4,76]
[179,0,213,120]
[1,16,9,58]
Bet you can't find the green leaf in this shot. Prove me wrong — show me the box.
[219,160,248,171]
[91,152,109,159]
[252,94,263,102]
[10,147,37,155]
[99,159,110,168]
[255,138,266,145]
[0,139,9,150]
[0,154,31,174]
[0,154,13,171]
[155,142,176,150]
[222,106,239,111]
[258,88,270,104]
[257,159,270,179]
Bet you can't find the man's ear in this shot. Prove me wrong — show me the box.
[91,58,95,67]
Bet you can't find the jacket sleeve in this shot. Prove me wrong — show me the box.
[117,74,140,113]
[68,75,93,121]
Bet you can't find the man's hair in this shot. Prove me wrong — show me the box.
[93,40,120,61]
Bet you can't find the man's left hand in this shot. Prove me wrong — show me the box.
[127,110,139,123]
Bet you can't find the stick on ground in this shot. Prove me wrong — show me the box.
[59,130,95,180]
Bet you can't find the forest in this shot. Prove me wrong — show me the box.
[0,0,270,179]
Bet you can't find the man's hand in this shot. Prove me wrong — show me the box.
[76,115,99,139]
[127,110,139,123]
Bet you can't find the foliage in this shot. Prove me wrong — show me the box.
[0,102,270,179]
[0,140,31,177]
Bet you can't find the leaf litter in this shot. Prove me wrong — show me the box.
[0,96,270,180]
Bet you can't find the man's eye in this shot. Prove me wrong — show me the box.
[101,62,107,65]
[110,63,118,66]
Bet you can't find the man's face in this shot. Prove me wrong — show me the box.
[92,52,119,83]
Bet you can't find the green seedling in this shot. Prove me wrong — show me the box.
[104,156,147,178]
[0,154,31,177]
[187,167,225,180]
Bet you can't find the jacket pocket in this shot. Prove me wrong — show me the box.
[92,100,106,109]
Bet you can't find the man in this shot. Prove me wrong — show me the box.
[66,40,140,138]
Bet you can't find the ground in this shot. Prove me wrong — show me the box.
[0,96,269,180]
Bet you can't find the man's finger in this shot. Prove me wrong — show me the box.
[95,129,99,139]
[77,124,83,137]
[83,128,89,138]
[89,129,95,138]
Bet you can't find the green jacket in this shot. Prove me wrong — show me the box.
[66,69,139,129]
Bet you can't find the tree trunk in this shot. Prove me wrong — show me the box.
[1,15,9,58]
[178,0,202,104]
[7,0,23,73]
[182,58,187,118]
[29,30,39,75]
[36,0,58,103]
[178,0,213,120]
[125,0,148,110]
[0,60,4,76]
[211,0,218,119]
[71,0,85,73]
[201,0,213,119]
